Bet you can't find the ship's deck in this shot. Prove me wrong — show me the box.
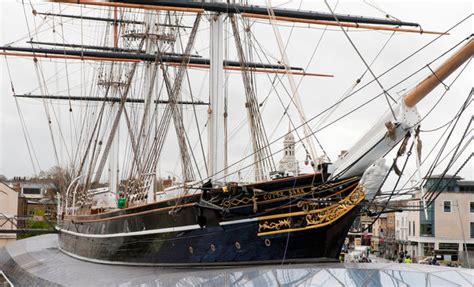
[0,234,472,286]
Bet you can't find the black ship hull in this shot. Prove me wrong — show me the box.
[58,174,365,266]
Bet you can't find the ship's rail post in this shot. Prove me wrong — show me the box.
[71,182,84,216]
[64,175,83,216]
[56,191,60,224]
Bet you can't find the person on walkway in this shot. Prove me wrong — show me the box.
[398,251,405,263]
[117,192,127,209]
[404,255,412,263]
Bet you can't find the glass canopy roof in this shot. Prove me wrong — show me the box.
[0,234,473,286]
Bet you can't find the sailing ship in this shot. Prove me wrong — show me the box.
[2,0,472,266]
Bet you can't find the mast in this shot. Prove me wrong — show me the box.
[109,6,120,196]
[207,0,225,182]
[142,11,156,203]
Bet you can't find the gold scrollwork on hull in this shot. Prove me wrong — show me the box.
[222,197,254,208]
[221,177,360,209]
[258,218,291,233]
[257,185,365,237]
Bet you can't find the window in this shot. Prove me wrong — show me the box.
[465,244,474,251]
[412,221,416,236]
[439,243,459,252]
[471,222,474,239]
[422,243,434,256]
[443,201,451,213]
[470,202,474,213]
[23,188,41,195]
[420,223,434,237]
[408,221,411,236]
[420,202,435,237]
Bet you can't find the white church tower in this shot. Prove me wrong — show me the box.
[278,128,299,176]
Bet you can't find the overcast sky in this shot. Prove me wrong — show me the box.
[0,0,472,190]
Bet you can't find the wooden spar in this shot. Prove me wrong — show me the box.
[14,94,209,105]
[1,51,332,77]
[26,41,202,57]
[38,12,143,24]
[404,38,474,107]
[0,46,305,70]
[37,12,191,28]
[49,0,204,13]
[241,13,447,35]
[222,66,333,77]
[93,1,420,27]
[0,52,140,62]
[113,6,118,49]
[167,63,334,77]
[51,1,424,28]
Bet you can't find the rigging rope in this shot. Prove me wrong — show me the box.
[4,56,41,175]
[182,35,472,188]
[324,0,398,120]
[230,14,276,180]
[176,26,208,175]
[266,0,320,165]
[422,98,472,206]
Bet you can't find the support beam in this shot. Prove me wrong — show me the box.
[93,0,421,27]
[167,63,333,77]
[38,12,192,28]
[49,0,205,13]
[27,41,202,58]
[3,51,332,76]
[38,12,143,24]
[14,94,209,105]
[0,51,140,63]
[48,1,449,34]
[0,46,303,70]
[242,13,446,35]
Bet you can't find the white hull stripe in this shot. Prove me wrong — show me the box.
[56,218,257,239]
[219,218,257,226]
[56,224,201,238]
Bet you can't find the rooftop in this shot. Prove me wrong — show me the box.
[458,180,474,186]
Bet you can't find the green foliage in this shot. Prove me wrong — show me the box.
[17,209,54,240]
